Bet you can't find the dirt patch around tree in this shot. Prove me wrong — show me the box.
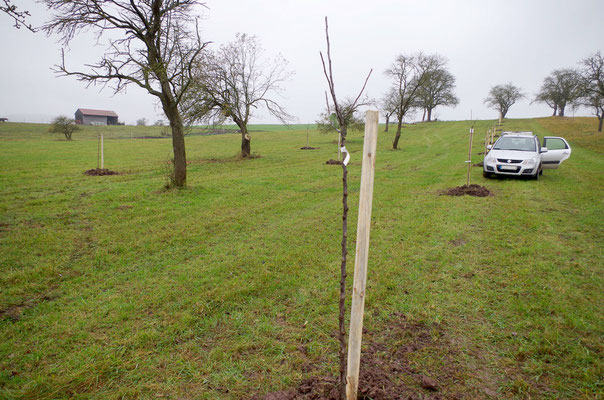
[300,147,318,150]
[84,168,119,176]
[441,184,491,197]
[325,159,343,165]
[253,313,469,400]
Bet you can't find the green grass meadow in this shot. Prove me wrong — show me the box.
[0,117,602,399]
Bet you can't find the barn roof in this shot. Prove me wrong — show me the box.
[76,108,118,117]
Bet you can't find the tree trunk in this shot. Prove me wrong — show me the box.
[598,116,603,132]
[558,104,566,117]
[421,108,426,122]
[240,125,251,157]
[164,105,187,187]
[384,114,389,132]
[393,118,403,149]
[553,104,558,116]
[427,107,433,122]
[157,60,186,187]
[337,126,349,400]
[500,109,506,119]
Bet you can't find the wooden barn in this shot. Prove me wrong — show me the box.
[74,109,119,125]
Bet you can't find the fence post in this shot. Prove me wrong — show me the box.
[100,133,104,169]
[346,110,379,400]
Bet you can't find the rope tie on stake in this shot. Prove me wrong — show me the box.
[340,146,350,166]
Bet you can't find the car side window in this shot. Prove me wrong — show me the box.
[544,138,567,150]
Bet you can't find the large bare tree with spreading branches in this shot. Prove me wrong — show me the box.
[184,33,292,157]
[319,17,372,400]
[579,52,604,132]
[41,0,208,187]
[1,0,34,31]
[484,82,525,120]
[533,69,582,117]
[384,53,431,149]
[415,54,459,122]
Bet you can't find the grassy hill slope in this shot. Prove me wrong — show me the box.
[0,117,602,399]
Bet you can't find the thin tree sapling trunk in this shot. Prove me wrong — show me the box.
[338,127,349,400]
[319,16,372,400]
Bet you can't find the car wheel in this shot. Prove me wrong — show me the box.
[483,170,491,178]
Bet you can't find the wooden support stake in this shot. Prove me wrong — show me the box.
[101,133,105,169]
[100,133,104,170]
[466,127,474,187]
[346,110,379,400]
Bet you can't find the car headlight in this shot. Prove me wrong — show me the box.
[522,157,538,166]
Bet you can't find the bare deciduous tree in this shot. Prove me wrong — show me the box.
[185,33,293,157]
[533,69,582,117]
[380,94,397,132]
[483,82,525,120]
[579,52,604,132]
[319,17,372,400]
[41,0,209,187]
[415,54,459,122]
[1,0,34,31]
[384,53,431,149]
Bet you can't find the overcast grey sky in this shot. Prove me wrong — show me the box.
[1,0,603,124]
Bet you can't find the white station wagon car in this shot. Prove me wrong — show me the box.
[483,131,571,180]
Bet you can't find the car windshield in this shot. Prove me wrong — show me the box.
[493,137,536,151]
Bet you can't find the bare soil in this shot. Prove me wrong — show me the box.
[441,184,491,197]
[253,313,467,400]
[84,168,119,176]
[473,162,484,167]
[300,147,318,150]
[325,159,342,165]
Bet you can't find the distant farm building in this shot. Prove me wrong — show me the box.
[75,109,119,125]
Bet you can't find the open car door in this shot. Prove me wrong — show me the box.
[541,137,571,169]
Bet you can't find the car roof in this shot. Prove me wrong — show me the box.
[500,131,535,137]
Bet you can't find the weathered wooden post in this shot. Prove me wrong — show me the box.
[100,132,104,169]
[346,110,379,400]
[306,123,310,148]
